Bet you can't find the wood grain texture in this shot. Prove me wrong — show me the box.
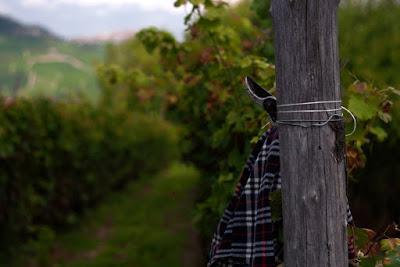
[270,0,348,266]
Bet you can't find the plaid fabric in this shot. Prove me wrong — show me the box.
[208,127,356,267]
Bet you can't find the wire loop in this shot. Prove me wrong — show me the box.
[266,100,357,136]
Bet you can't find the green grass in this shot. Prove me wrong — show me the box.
[24,62,99,99]
[17,163,202,267]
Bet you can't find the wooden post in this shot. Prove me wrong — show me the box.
[270,0,348,266]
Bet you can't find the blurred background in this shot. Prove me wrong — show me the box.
[0,0,399,266]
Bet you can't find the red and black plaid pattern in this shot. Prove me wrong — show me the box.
[208,127,356,267]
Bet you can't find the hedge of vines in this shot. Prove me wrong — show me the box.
[0,96,179,259]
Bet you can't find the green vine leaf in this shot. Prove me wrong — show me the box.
[370,126,388,141]
[348,95,378,120]
[353,227,370,250]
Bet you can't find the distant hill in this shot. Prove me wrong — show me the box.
[0,15,104,99]
[0,15,57,39]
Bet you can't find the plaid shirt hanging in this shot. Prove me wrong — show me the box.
[208,127,357,267]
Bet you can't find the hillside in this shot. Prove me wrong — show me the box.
[0,15,104,99]
[0,15,56,39]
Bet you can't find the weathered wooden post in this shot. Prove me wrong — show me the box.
[270,0,348,266]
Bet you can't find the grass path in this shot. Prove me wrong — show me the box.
[26,163,202,267]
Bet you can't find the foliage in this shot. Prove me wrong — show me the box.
[353,224,400,267]
[337,0,400,229]
[339,0,400,88]
[0,96,180,262]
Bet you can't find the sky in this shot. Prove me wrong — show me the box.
[0,0,195,39]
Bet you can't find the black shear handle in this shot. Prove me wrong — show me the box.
[244,76,277,122]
